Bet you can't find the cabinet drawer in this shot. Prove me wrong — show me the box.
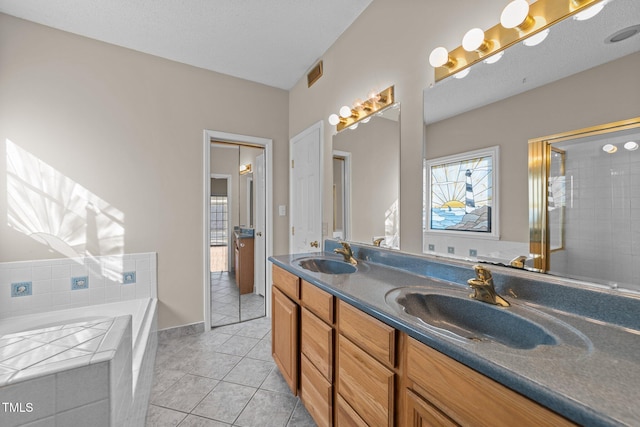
[337,334,394,427]
[301,307,333,381]
[272,264,300,300]
[301,354,332,427]
[335,394,367,427]
[301,280,334,324]
[338,300,395,368]
[406,337,576,427]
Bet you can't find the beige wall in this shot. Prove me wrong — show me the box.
[0,13,289,329]
[289,0,509,255]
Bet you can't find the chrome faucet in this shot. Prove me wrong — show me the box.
[334,241,357,265]
[467,265,510,307]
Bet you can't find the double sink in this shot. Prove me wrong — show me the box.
[294,255,591,353]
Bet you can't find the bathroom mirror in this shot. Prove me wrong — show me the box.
[529,117,640,291]
[332,103,400,249]
[423,0,640,288]
[210,143,266,327]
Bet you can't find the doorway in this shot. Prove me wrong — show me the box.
[203,130,273,330]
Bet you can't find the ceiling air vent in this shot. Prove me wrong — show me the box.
[307,61,323,88]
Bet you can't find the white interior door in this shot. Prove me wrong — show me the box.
[290,121,323,254]
[254,153,266,296]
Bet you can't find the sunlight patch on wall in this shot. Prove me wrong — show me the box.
[6,139,125,279]
[385,199,399,249]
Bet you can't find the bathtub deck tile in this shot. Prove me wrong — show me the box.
[0,339,44,362]
[0,342,69,371]
[76,335,105,352]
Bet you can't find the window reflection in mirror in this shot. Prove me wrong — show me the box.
[332,103,400,249]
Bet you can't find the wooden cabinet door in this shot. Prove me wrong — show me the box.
[301,307,333,381]
[405,389,457,427]
[272,286,299,395]
[301,354,332,427]
[337,334,394,427]
[406,337,576,427]
[335,394,368,427]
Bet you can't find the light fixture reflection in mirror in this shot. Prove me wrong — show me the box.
[428,0,608,81]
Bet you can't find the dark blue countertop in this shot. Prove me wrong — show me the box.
[269,242,640,427]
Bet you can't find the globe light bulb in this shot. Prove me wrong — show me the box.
[429,47,450,67]
[462,28,487,52]
[339,106,352,118]
[501,0,531,29]
[328,114,340,126]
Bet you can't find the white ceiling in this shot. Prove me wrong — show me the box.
[0,0,373,90]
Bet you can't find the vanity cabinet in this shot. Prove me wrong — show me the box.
[337,300,395,427]
[234,234,254,294]
[271,265,300,395]
[404,336,576,427]
[271,263,577,427]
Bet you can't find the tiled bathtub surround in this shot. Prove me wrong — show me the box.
[0,252,157,319]
[0,298,158,427]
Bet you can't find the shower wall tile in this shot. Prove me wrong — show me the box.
[0,253,157,320]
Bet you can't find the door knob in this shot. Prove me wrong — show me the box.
[310,241,319,248]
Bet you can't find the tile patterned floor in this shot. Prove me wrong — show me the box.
[146,317,316,427]
[211,272,266,327]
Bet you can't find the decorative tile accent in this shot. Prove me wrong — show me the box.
[447,246,455,254]
[469,249,478,257]
[71,276,89,290]
[0,252,157,319]
[122,271,136,284]
[11,282,32,297]
[428,244,435,251]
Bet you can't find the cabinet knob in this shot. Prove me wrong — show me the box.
[240,243,245,248]
[310,241,319,248]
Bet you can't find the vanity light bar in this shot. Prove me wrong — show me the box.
[430,0,606,82]
[329,86,395,132]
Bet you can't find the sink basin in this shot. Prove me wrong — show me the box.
[388,289,557,349]
[297,258,357,274]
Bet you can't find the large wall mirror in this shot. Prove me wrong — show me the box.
[423,0,640,290]
[332,103,400,249]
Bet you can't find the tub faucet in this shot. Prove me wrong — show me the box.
[373,237,385,247]
[467,265,510,307]
[334,241,357,265]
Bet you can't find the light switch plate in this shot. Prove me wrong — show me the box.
[278,205,286,216]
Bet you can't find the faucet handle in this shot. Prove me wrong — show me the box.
[473,264,492,282]
[510,255,527,269]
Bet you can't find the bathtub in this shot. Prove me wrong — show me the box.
[0,298,157,427]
